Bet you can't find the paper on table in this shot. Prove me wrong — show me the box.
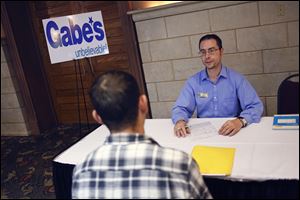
[188,121,218,140]
[191,145,236,176]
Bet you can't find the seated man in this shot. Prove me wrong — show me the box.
[72,70,212,199]
[172,34,263,137]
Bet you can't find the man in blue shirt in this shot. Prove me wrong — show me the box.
[72,71,212,199]
[172,34,263,137]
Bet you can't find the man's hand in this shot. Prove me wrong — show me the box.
[218,118,243,136]
[174,120,190,137]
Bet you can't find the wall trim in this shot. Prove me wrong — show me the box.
[128,1,250,22]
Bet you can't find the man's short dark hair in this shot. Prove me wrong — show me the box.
[199,34,223,49]
[89,70,140,132]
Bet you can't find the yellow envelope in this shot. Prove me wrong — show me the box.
[191,145,235,175]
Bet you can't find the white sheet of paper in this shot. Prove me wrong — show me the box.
[188,121,218,140]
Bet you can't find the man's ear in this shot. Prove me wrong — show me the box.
[220,47,224,56]
[139,94,148,114]
[92,110,103,124]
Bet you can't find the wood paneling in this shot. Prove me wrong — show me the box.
[29,1,148,124]
[1,22,5,38]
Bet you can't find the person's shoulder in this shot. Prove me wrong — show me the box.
[134,140,191,162]
[158,145,192,162]
[187,69,205,83]
[73,145,105,171]
[225,66,241,75]
[192,69,205,78]
[224,66,246,81]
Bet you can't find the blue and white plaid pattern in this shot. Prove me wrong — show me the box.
[72,133,212,199]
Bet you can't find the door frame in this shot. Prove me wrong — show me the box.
[2,1,58,134]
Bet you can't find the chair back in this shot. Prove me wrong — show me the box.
[277,74,299,114]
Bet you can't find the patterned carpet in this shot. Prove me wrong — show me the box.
[1,124,98,199]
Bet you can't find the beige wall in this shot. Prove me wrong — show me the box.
[130,1,299,118]
[1,40,29,136]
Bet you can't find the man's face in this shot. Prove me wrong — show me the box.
[199,39,223,70]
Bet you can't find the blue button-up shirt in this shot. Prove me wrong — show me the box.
[172,65,263,125]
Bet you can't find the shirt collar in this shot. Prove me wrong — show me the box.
[104,133,158,145]
[201,64,228,81]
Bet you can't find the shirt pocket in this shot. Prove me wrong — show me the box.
[222,97,238,115]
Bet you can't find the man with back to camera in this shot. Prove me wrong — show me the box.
[172,34,263,137]
[72,70,212,199]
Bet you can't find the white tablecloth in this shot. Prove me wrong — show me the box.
[54,117,299,180]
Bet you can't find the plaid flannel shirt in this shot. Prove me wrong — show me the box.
[72,133,212,199]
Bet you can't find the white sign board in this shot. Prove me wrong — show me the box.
[42,11,109,64]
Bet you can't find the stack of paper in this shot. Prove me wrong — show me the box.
[191,145,235,176]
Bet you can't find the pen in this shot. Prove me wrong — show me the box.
[202,174,227,176]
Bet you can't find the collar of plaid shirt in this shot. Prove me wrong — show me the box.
[104,133,159,145]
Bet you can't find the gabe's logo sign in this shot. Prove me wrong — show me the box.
[42,11,109,64]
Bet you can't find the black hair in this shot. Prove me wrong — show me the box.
[89,70,140,132]
[199,34,223,49]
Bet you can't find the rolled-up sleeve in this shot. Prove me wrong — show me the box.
[237,77,263,124]
[172,80,196,124]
